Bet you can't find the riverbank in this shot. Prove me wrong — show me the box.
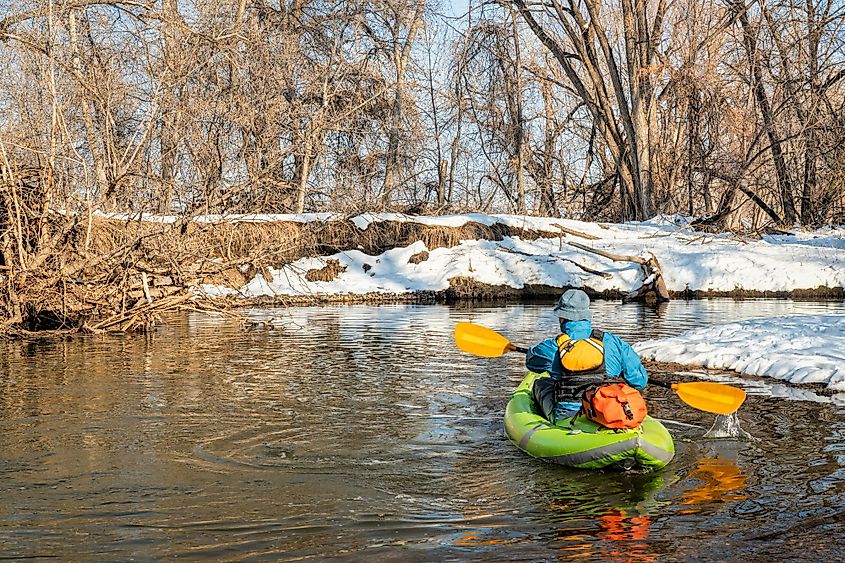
[1,212,843,334]
[196,212,845,303]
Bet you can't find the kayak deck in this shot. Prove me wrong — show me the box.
[504,372,675,471]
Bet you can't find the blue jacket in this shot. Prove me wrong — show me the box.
[525,319,648,390]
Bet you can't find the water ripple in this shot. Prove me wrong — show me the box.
[1,300,844,559]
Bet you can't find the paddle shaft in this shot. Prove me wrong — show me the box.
[645,378,674,389]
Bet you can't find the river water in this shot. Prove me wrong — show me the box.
[2,299,845,560]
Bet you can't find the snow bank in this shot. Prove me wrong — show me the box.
[198,215,845,298]
[635,315,845,391]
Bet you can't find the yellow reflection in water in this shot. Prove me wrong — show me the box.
[453,530,513,547]
[679,456,747,513]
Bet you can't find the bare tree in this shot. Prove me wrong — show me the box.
[379,0,426,208]
[508,0,662,220]
[1,0,844,228]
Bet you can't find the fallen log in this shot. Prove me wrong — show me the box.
[565,241,670,303]
[552,223,600,240]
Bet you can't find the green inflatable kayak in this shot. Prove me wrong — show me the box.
[504,372,675,471]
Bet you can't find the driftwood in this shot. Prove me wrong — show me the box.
[560,258,614,279]
[552,223,600,240]
[90,293,194,332]
[566,240,670,303]
[140,272,153,304]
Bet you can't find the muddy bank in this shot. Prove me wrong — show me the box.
[439,277,843,302]
[211,276,843,308]
[676,287,845,299]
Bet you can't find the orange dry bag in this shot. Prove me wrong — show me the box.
[581,383,647,429]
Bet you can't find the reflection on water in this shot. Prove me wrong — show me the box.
[536,470,666,561]
[593,511,654,562]
[1,300,845,559]
[679,457,748,511]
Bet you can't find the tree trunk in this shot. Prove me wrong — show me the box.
[510,13,526,213]
[540,77,556,214]
[381,0,426,208]
[383,89,402,208]
[67,11,109,201]
[801,0,819,225]
[158,0,181,214]
[437,159,447,206]
[734,1,796,225]
[448,111,462,206]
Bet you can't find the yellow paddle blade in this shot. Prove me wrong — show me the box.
[671,382,747,415]
[454,322,514,357]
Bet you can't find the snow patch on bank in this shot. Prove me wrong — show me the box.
[213,222,843,296]
[178,212,844,297]
[635,315,845,391]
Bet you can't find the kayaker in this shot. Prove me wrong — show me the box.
[525,289,648,422]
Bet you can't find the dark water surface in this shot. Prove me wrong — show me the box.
[2,299,845,560]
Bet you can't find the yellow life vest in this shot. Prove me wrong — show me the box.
[556,331,605,375]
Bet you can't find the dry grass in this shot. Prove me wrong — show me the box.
[305,259,346,282]
[408,250,429,264]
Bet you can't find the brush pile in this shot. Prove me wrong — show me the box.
[0,166,563,335]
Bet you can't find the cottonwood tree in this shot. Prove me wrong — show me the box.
[456,8,531,212]
[375,0,426,208]
[507,0,663,220]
